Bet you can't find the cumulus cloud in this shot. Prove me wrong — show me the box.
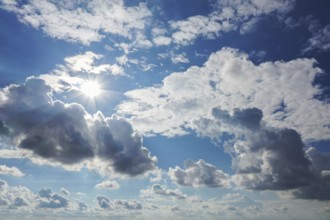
[118,47,329,141]
[95,180,120,190]
[168,159,229,187]
[0,77,157,176]
[0,0,151,45]
[281,147,330,200]
[0,179,37,210]
[140,184,186,200]
[96,196,142,210]
[0,165,25,177]
[38,188,69,209]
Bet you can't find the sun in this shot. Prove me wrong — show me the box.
[80,81,101,98]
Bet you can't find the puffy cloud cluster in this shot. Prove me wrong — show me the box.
[140,184,186,200]
[169,0,295,45]
[96,196,142,210]
[220,108,315,190]
[118,48,330,199]
[169,159,229,187]
[0,77,157,176]
[38,188,69,209]
[0,0,151,45]
[0,180,87,212]
[118,47,329,141]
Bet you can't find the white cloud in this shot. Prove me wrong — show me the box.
[169,0,295,45]
[118,47,329,141]
[95,180,120,190]
[170,51,189,64]
[140,184,186,200]
[1,0,151,45]
[64,51,124,75]
[169,159,229,187]
[303,24,330,53]
[0,165,25,177]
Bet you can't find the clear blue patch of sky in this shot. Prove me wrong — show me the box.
[144,133,233,174]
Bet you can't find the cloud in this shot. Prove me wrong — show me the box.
[95,180,120,190]
[0,179,37,210]
[0,77,157,176]
[64,51,124,75]
[118,47,329,141]
[96,196,142,210]
[60,188,70,196]
[170,52,190,64]
[38,188,69,209]
[169,0,296,45]
[281,147,330,200]
[303,24,330,53]
[169,159,229,187]
[140,184,186,200]
[0,0,151,45]
[0,165,25,177]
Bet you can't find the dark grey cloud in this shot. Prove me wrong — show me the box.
[232,128,315,190]
[169,159,229,187]
[0,77,156,176]
[212,107,329,195]
[0,120,9,135]
[212,107,315,190]
[284,147,330,200]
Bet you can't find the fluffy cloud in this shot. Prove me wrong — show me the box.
[118,47,329,141]
[0,165,25,177]
[169,159,229,187]
[169,0,295,45]
[0,179,37,210]
[0,77,157,176]
[95,180,120,190]
[140,184,186,200]
[64,51,124,75]
[0,0,151,45]
[96,196,142,210]
[38,188,69,209]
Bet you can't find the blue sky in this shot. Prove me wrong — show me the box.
[0,0,330,219]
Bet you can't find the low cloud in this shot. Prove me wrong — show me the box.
[140,184,186,200]
[0,165,25,177]
[95,180,120,190]
[38,188,69,209]
[0,77,157,176]
[96,196,142,210]
[169,159,229,187]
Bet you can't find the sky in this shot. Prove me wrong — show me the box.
[0,0,330,219]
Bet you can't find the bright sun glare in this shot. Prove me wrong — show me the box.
[80,81,101,98]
